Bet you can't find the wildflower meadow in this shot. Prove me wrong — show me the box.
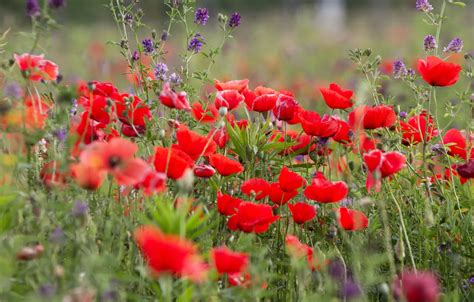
[0,0,473,301]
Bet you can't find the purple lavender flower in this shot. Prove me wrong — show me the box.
[328,259,346,282]
[431,144,445,155]
[142,38,154,55]
[38,284,56,298]
[340,280,362,300]
[48,0,66,8]
[469,275,474,285]
[54,129,67,142]
[444,38,463,53]
[188,33,204,53]
[124,13,133,24]
[399,111,408,119]
[154,63,168,80]
[161,30,169,41]
[416,0,433,12]
[228,12,241,28]
[26,0,41,17]
[71,201,89,217]
[194,8,209,26]
[393,60,408,79]
[3,83,22,99]
[423,35,437,51]
[132,50,140,61]
[169,72,182,85]
[406,68,416,77]
[49,226,65,244]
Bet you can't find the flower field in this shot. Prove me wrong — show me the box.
[0,0,473,301]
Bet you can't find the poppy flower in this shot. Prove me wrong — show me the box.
[214,90,244,111]
[153,147,194,180]
[121,124,146,137]
[442,129,473,160]
[89,81,118,97]
[191,102,218,123]
[304,173,348,203]
[241,178,271,200]
[363,149,406,192]
[356,133,379,154]
[216,192,244,216]
[137,170,167,196]
[246,87,279,112]
[278,167,306,192]
[269,182,298,205]
[456,160,474,179]
[134,225,207,283]
[40,161,67,188]
[430,166,468,186]
[333,118,352,143]
[417,56,461,87]
[70,162,107,190]
[208,154,244,176]
[348,105,397,130]
[336,208,368,231]
[114,93,151,127]
[227,201,280,233]
[78,95,112,124]
[288,202,316,224]
[211,246,249,275]
[173,125,217,160]
[14,53,58,82]
[193,164,216,178]
[159,83,191,110]
[320,83,353,110]
[79,138,150,186]
[285,235,314,270]
[214,79,249,93]
[273,94,299,121]
[400,112,438,145]
[392,270,440,302]
[299,110,339,138]
[209,127,229,149]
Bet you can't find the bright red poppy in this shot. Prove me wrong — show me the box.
[209,127,229,149]
[442,129,473,160]
[304,173,348,203]
[268,182,298,205]
[153,147,194,180]
[134,225,207,283]
[216,192,244,216]
[214,79,249,93]
[278,167,306,192]
[114,93,151,127]
[159,82,191,110]
[214,90,245,111]
[336,208,368,231]
[417,56,461,87]
[191,102,218,124]
[241,178,271,200]
[299,110,339,138]
[208,154,244,176]
[348,105,397,130]
[211,246,249,275]
[227,202,280,233]
[400,112,438,145]
[288,202,316,224]
[136,170,167,196]
[320,83,353,110]
[273,94,299,121]
[363,149,406,192]
[173,125,217,160]
[332,117,352,144]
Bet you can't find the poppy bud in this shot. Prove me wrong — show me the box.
[219,106,228,117]
[273,94,298,121]
[193,164,216,178]
[168,119,180,129]
[16,247,37,261]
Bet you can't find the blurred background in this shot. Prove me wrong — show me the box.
[0,0,473,124]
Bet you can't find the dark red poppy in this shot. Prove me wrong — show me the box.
[241,178,271,200]
[214,79,249,93]
[216,192,244,216]
[159,83,191,110]
[173,125,217,160]
[153,147,194,180]
[227,201,280,233]
[211,246,249,275]
[456,160,474,179]
[392,270,440,302]
[193,164,216,178]
[268,182,298,205]
[191,102,218,123]
[304,173,348,203]
[320,83,353,110]
[214,90,245,111]
[400,112,438,145]
[208,154,244,176]
[278,166,306,192]
[121,124,146,137]
[348,105,397,130]
[299,110,339,138]
[337,208,368,231]
[273,94,299,121]
[442,129,473,160]
[288,202,316,224]
[417,56,461,87]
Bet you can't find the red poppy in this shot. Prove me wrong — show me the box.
[392,270,440,302]
[78,95,112,124]
[333,118,352,143]
[348,105,397,130]
[159,83,191,110]
[299,110,339,138]
[14,53,58,82]
[268,182,298,205]
[193,164,216,178]
[442,129,473,160]
[114,93,151,127]
[457,160,474,179]
[241,178,271,200]
[363,149,406,192]
[191,102,218,123]
[214,79,249,93]
[337,208,368,231]
[209,127,229,149]
[400,112,438,145]
[211,246,249,275]
[208,154,244,176]
[89,81,118,97]
[136,170,167,196]
[153,147,194,180]
[173,125,217,160]
[288,202,316,224]
[227,201,280,233]
[430,166,468,185]
[268,130,315,155]
[214,90,245,111]
[121,124,146,137]
[278,166,306,192]
[40,161,67,188]
[285,235,314,270]
[217,192,244,216]
[70,162,107,190]
[304,173,348,203]
[134,225,207,283]
[356,133,379,154]
[273,94,299,121]
[417,56,461,87]
[320,83,353,110]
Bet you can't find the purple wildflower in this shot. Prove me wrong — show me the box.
[38,284,56,298]
[431,144,445,155]
[132,50,140,61]
[423,35,437,51]
[26,0,41,17]
[188,33,204,53]
[228,12,241,28]
[49,226,65,244]
[399,111,408,119]
[469,275,474,285]
[169,72,182,85]
[340,280,362,300]
[71,200,89,217]
[70,99,78,116]
[142,38,154,55]
[393,60,408,79]
[124,13,133,24]
[48,0,66,9]
[3,83,22,99]
[154,63,168,80]
[444,38,463,53]
[328,259,346,282]
[416,0,433,12]
[161,30,169,41]
[194,8,209,25]
[54,129,68,142]
[406,68,416,77]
